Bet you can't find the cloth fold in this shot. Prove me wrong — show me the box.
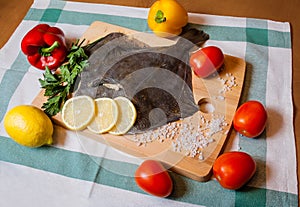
[0,0,297,206]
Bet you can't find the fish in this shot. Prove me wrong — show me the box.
[75,28,209,133]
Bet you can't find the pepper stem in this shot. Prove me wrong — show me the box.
[40,41,60,56]
[155,10,166,23]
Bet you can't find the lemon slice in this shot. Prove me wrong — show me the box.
[62,95,95,130]
[87,98,118,134]
[109,97,137,135]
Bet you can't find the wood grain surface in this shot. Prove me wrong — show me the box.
[0,0,299,198]
[32,21,246,181]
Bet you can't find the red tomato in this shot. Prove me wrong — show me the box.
[134,160,173,197]
[233,100,267,138]
[189,46,225,78]
[213,151,256,190]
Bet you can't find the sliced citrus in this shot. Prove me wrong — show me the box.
[109,96,137,135]
[87,98,118,134]
[61,95,95,130]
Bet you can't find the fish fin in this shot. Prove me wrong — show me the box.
[179,28,209,47]
[83,33,125,55]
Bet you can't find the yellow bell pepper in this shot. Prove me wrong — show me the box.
[147,0,188,37]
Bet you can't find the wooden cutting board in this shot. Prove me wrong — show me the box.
[32,21,246,182]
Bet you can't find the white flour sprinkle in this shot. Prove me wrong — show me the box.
[131,73,236,160]
[132,114,228,160]
[218,73,238,94]
[132,122,179,147]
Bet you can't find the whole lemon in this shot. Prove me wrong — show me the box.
[4,105,53,147]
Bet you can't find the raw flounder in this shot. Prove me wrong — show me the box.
[75,28,209,133]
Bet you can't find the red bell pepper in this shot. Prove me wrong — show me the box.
[21,24,67,70]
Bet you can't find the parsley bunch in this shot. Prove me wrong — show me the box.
[39,40,88,116]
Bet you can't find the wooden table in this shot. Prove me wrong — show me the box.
[1,0,299,200]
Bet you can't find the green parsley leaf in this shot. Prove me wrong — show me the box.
[38,40,89,116]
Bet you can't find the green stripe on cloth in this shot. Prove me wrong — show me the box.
[24,0,66,23]
[188,24,246,42]
[236,186,298,207]
[0,137,297,206]
[41,8,63,22]
[0,137,228,205]
[25,8,149,32]
[185,24,290,49]
[246,17,291,48]
[268,30,291,48]
[0,137,138,190]
[266,189,298,207]
[246,28,268,46]
[0,70,26,121]
[59,11,149,32]
[235,18,269,206]
[24,7,45,20]
[0,53,31,122]
[235,187,267,207]
[170,175,236,206]
[48,0,66,8]
[40,0,66,22]
[23,8,291,49]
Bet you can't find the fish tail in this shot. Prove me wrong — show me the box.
[179,28,209,47]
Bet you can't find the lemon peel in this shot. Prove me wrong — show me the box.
[109,96,137,135]
[4,105,53,147]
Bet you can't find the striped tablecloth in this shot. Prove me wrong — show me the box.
[0,0,297,206]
